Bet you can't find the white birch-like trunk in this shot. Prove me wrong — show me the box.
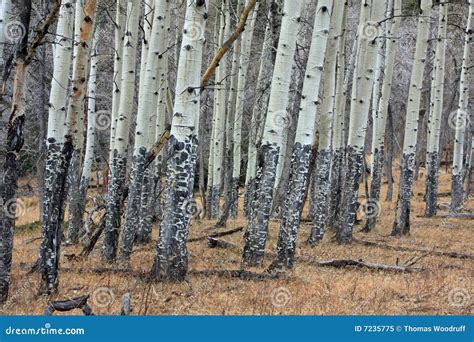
[307,0,346,245]
[425,2,448,217]
[451,0,473,212]
[118,0,170,264]
[392,0,433,236]
[242,0,303,266]
[244,0,279,217]
[40,0,97,293]
[102,0,140,262]
[151,0,207,281]
[230,0,259,217]
[0,0,12,67]
[270,0,333,269]
[337,0,385,243]
[109,0,126,163]
[364,0,401,230]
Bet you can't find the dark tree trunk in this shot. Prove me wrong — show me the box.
[363,147,384,232]
[391,152,415,236]
[425,151,440,216]
[66,149,84,243]
[328,147,344,228]
[385,107,394,202]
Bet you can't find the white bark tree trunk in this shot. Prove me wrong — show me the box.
[392,0,433,236]
[337,0,385,243]
[308,0,346,244]
[270,0,333,269]
[230,0,259,218]
[118,0,170,264]
[0,0,12,67]
[242,0,303,266]
[151,0,207,281]
[451,0,473,212]
[425,2,448,217]
[364,0,401,230]
[102,0,140,262]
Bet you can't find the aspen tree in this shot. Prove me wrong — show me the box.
[244,0,279,217]
[242,0,303,266]
[364,0,401,230]
[151,0,207,281]
[425,2,448,217]
[392,0,433,236]
[102,0,140,262]
[76,27,100,243]
[39,0,95,293]
[270,0,333,268]
[109,0,126,163]
[308,0,345,245]
[118,0,170,264]
[451,0,473,212]
[0,0,12,66]
[231,0,259,217]
[337,0,385,243]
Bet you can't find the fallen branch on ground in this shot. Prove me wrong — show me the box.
[44,295,94,315]
[310,259,423,273]
[354,239,474,260]
[188,227,244,243]
[189,269,280,280]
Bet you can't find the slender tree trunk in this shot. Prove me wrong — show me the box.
[451,0,473,212]
[242,0,303,266]
[425,2,448,217]
[392,0,432,236]
[151,0,208,281]
[337,0,385,244]
[308,0,346,244]
[0,0,12,67]
[244,0,279,218]
[385,105,394,202]
[118,0,170,264]
[364,0,401,230]
[230,0,258,218]
[76,28,99,244]
[269,0,333,269]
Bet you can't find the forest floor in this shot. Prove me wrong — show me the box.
[1,169,473,315]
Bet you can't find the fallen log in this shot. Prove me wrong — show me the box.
[45,295,94,315]
[310,259,423,273]
[189,269,280,280]
[188,226,244,243]
[354,239,474,260]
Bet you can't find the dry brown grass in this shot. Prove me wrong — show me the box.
[1,170,472,316]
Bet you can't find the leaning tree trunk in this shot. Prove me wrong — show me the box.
[244,0,280,218]
[269,0,333,270]
[336,0,385,244]
[425,2,448,217]
[101,0,140,262]
[392,0,432,236]
[242,0,303,266]
[1,1,61,301]
[151,0,208,281]
[230,0,259,218]
[364,0,401,230]
[0,0,35,304]
[66,0,88,244]
[108,0,126,164]
[451,0,473,213]
[118,0,170,264]
[308,0,346,245]
[77,28,100,244]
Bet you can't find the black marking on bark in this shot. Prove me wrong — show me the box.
[451,173,464,213]
[363,147,385,232]
[425,151,440,217]
[392,152,415,236]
